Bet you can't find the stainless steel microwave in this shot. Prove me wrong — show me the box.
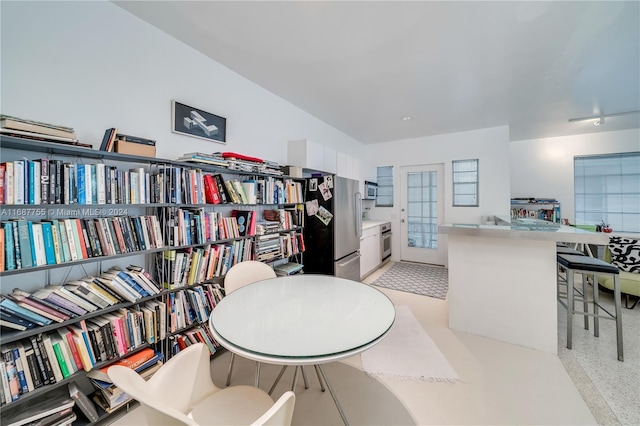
[364,181,378,200]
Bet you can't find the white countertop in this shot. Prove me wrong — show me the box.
[439,217,610,245]
[362,220,388,230]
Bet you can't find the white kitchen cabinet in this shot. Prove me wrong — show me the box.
[337,152,361,181]
[360,225,382,279]
[288,139,336,173]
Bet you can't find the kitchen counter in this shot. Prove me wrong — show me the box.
[439,217,610,245]
[438,217,609,355]
[362,220,388,230]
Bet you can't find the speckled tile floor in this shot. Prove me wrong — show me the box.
[557,282,640,426]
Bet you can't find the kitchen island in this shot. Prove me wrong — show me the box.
[439,218,609,354]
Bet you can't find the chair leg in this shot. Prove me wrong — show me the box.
[613,274,624,362]
[593,274,600,337]
[226,352,236,386]
[582,273,589,330]
[567,270,574,350]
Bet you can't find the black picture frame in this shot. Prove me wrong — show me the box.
[172,100,226,144]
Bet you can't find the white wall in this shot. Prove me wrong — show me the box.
[509,128,640,223]
[0,1,364,163]
[366,125,511,262]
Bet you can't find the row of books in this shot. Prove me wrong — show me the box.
[167,283,225,334]
[0,160,155,206]
[0,311,160,408]
[0,215,164,272]
[510,206,561,223]
[255,232,304,262]
[169,325,221,357]
[158,241,253,289]
[0,266,162,333]
[262,207,304,232]
[0,159,304,207]
[160,208,243,248]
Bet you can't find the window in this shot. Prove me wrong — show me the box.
[452,159,479,206]
[376,166,393,207]
[574,152,640,233]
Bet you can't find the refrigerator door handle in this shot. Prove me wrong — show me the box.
[355,192,362,238]
[337,251,361,267]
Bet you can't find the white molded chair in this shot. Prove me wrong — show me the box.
[107,343,295,426]
[224,261,277,387]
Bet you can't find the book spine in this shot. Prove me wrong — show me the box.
[2,348,20,401]
[39,158,49,204]
[11,347,29,394]
[23,346,42,389]
[29,335,51,385]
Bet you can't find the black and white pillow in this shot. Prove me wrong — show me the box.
[608,237,640,273]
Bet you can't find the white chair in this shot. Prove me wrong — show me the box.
[224,261,277,387]
[107,343,295,426]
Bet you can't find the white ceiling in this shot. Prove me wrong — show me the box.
[115,1,640,144]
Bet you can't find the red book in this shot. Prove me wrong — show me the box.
[74,219,89,259]
[203,175,221,204]
[176,335,188,351]
[110,219,128,254]
[60,328,84,371]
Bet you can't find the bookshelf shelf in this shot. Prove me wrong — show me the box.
[0,135,306,422]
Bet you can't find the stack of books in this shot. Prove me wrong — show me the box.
[176,152,229,168]
[88,348,163,413]
[1,388,76,426]
[273,262,304,276]
[0,115,90,148]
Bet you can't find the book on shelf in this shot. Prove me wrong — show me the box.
[115,133,156,146]
[99,127,118,152]
[85,347,158,383]
[68,381,99,423]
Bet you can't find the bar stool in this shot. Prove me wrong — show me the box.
[557,254,623,361]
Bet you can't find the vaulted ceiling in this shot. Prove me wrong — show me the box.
[116,1,640,144]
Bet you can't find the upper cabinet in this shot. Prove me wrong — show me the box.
[287,139,336,174]
[288,139,366,183]
[336,152,360,181]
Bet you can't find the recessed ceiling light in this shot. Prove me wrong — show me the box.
[401,116,412,121]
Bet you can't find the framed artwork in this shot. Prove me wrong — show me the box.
[172,100,226,144]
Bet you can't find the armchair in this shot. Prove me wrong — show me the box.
[107,343,295,425]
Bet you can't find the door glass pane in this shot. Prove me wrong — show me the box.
[407,171,438,249]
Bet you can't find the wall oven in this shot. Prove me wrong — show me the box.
[380,222,392,262]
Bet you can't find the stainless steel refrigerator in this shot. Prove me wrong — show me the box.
[304,175,362,281]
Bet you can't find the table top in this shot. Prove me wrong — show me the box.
[208,274,396,365]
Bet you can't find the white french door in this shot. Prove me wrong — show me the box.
[400,164,446,265]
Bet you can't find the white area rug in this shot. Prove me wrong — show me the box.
[361,305,460,383]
